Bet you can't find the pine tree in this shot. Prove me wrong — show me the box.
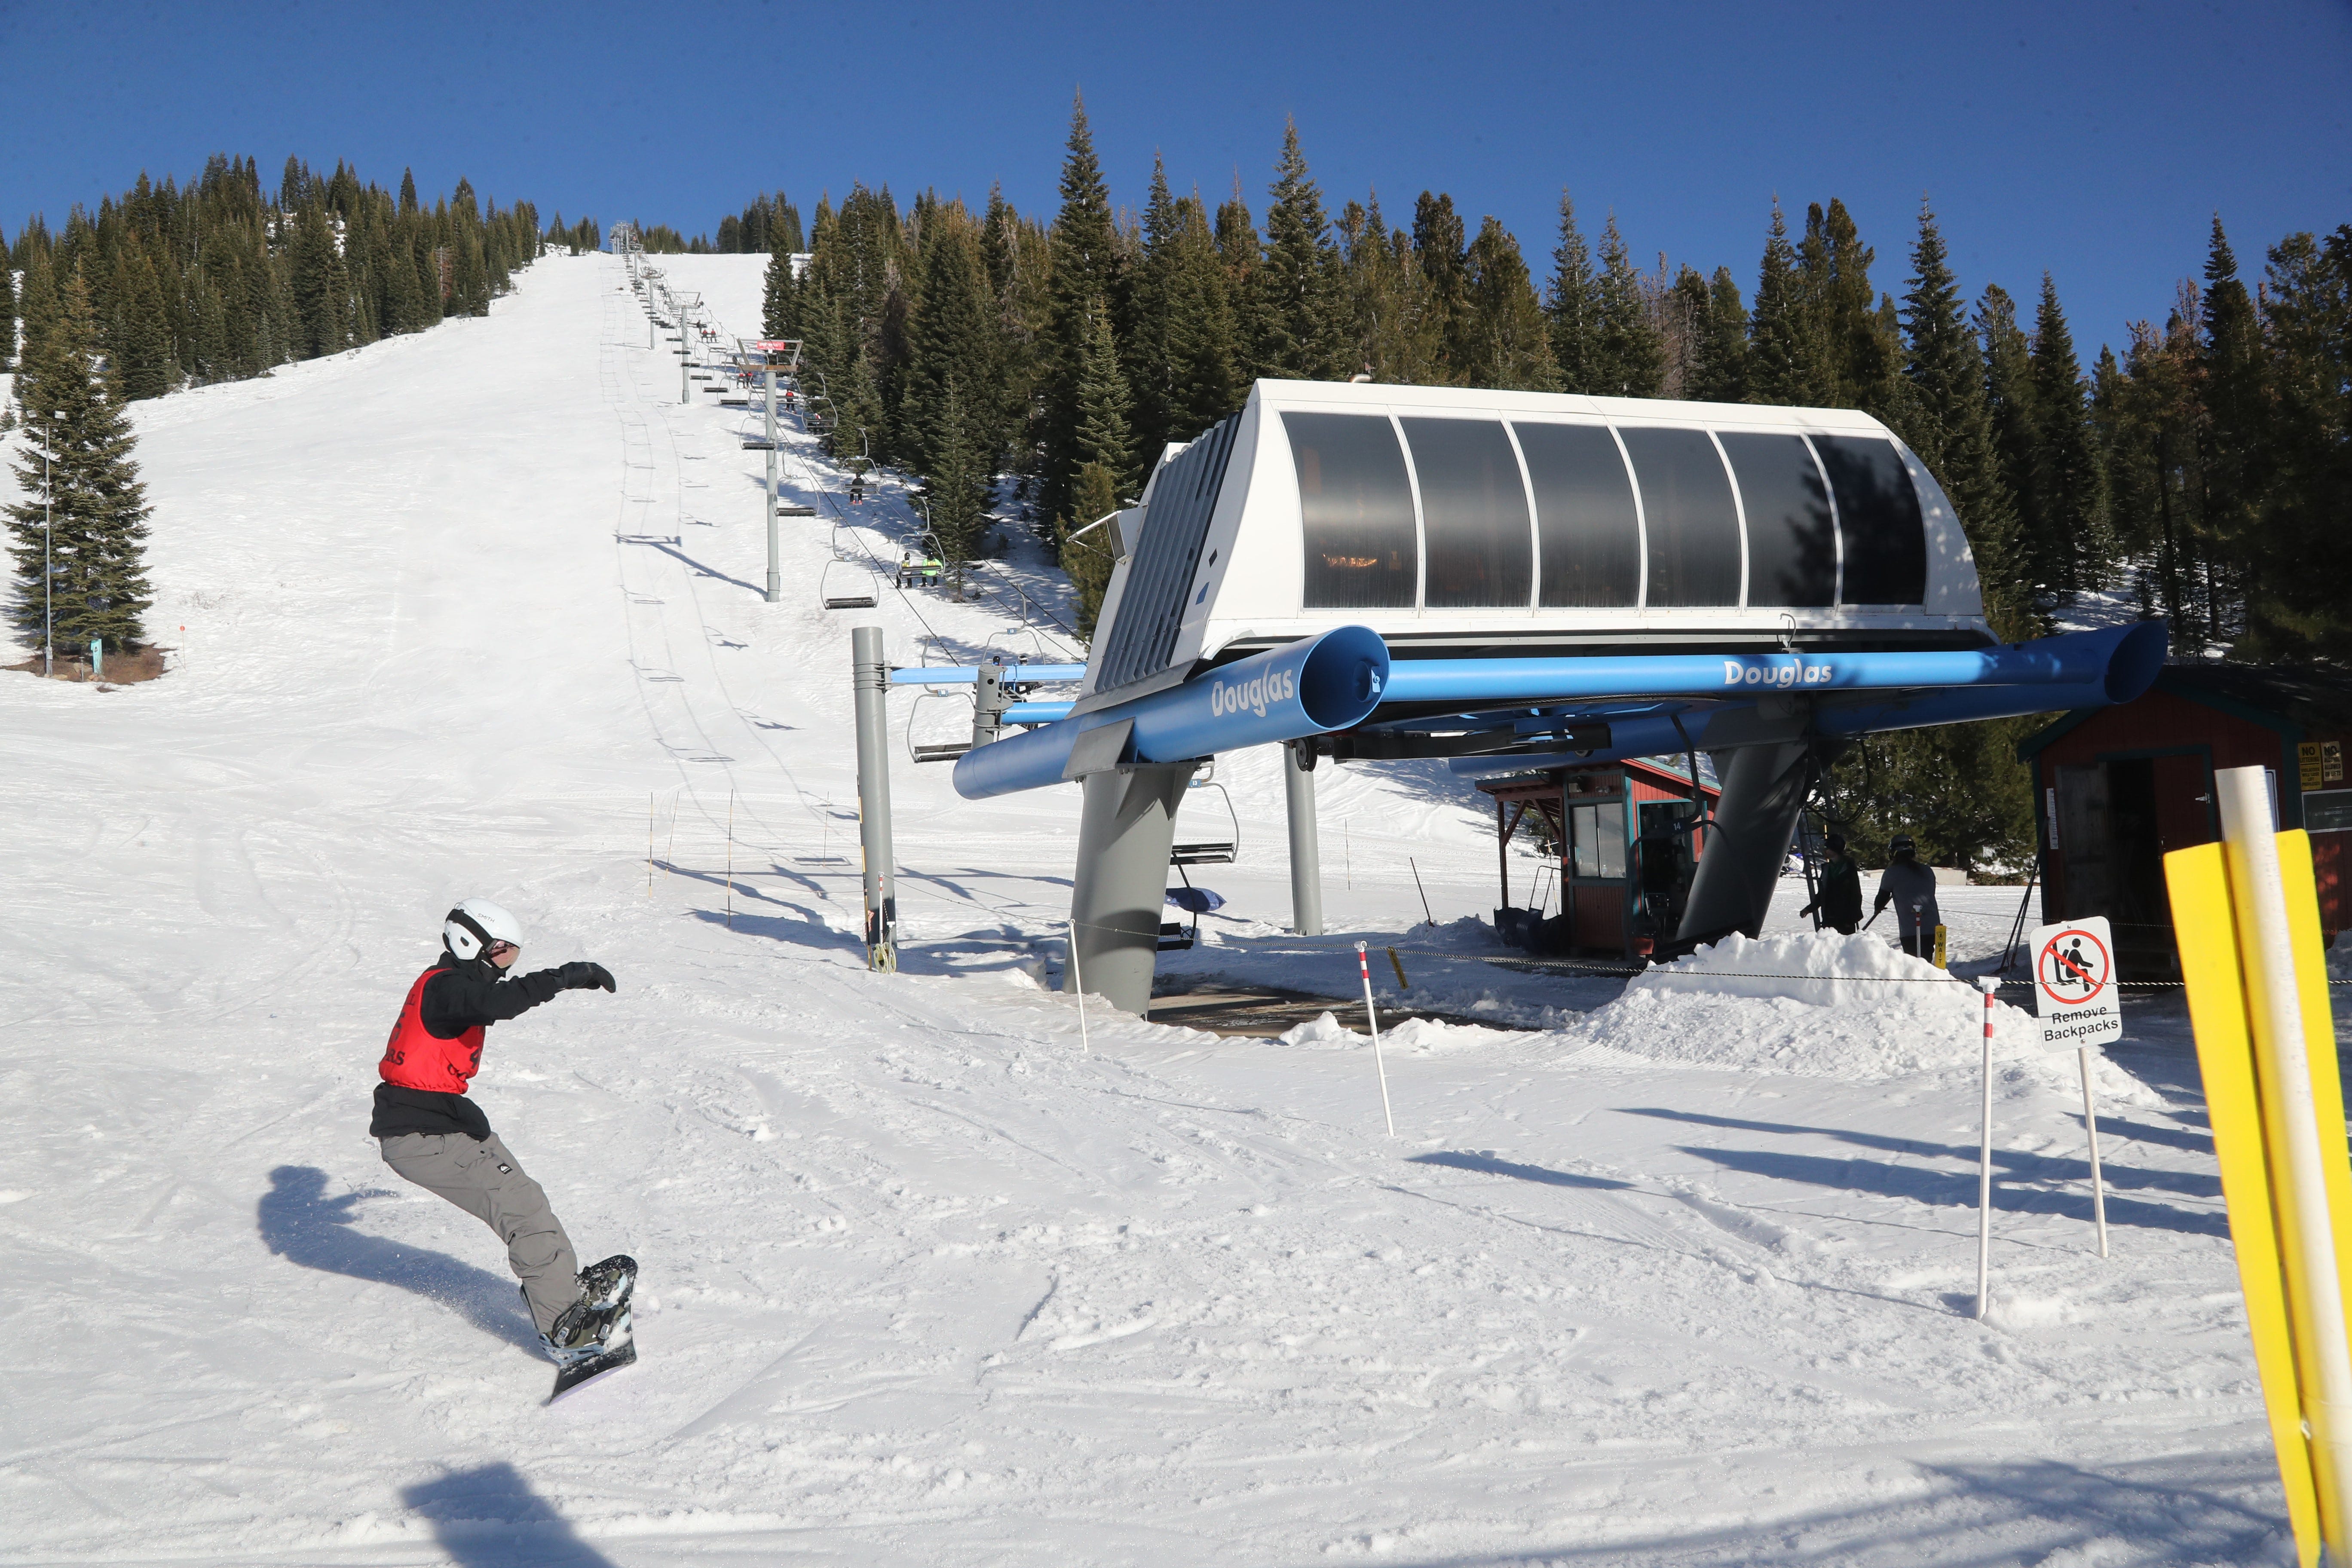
[1038,92,1122,526]
[1691,265,1749,401]
[1126,155,1184,459]
[2197,215,2266,642]
[1250,121,1347,382]
[762,210,799,340]
[2241,225,2352,658]
[1343,192,1442,385]
[1412,191,1469,380]
[1545,192,1601,392]
[1899,200,2028,637]
[1072,301,1136,488]
[1457,216,1558,391]
[2027,273,2107,603]
[1978,284,2042,603]
[1592,215,1662,396]
[1163,191,1245,439]
[1748,200,1831,405]
[1817,198,1901,416]
[899,205,999,479]
[6,274,154,657]
[922,377,996,578]
[0,227,15,372]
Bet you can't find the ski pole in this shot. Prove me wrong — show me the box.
[1356,941,1396,1138]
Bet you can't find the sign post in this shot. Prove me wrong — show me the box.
[2027,914,2121,1258]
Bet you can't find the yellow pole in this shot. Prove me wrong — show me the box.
[2170,766,2352,1568]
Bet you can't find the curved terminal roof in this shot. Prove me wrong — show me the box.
[1079,380,1988,709]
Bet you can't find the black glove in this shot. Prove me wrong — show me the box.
[558,961,616,992]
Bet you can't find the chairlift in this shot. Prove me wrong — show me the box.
[818,558,878,611]
[1170,768,1241,865]
[907,691,972,765]
[1158,863,1224,952]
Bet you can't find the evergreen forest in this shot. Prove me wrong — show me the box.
[750,96,2347,871]
[3,155,560,662]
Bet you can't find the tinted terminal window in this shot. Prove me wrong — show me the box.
[1619,427,1743,606]
[1718,432,1836,607]
[1283,411,1418,609]
[1513,421,1640,607]
[1400,417,1532,608]
[1813,435,1926,604]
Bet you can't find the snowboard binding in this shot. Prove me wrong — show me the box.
[536,1254,639,1401]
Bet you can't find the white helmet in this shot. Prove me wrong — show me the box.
[444,899,524,961]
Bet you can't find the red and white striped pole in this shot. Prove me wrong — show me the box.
[1975,975,1997,1320]
[1356,941,1395,1138]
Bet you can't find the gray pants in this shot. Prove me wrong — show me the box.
[379,1131,577,1336]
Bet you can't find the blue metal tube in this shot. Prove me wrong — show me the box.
[1004,702,1073,725]
[1450,622,2167,775]
[1388,622,2165,707]
[889,664,1087,686]
[952,626,1390,800]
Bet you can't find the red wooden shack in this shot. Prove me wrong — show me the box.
[2018,663,2351,977]
[1476,758,1721,959]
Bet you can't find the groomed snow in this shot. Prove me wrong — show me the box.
[0,253,2303,1566]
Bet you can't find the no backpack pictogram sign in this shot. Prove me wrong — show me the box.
[2026,916,2123,1048]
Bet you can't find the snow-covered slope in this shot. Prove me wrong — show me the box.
[0,254,2290,1566]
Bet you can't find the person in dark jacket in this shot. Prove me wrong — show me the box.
[1871,835,1943,959]
[1801,833,1864,934]
[371,898,620,1362]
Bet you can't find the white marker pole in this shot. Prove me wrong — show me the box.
[2079,1045,2109,1258]
[1068,919,1090,1056]
[1357,941,1395,1138]
[1975,974,1997,1321]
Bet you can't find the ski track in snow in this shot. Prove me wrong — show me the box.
[0,254,2305,1567]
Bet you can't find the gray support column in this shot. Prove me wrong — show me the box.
[1676,740,1815,945]
[1283,742,1325,936]
[851,626,897,971]
[973,661,1007,748]
[1067,764,1191,1015]
[679,312,691,404]
[763,365,780,603]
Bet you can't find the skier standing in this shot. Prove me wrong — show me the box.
[1870,835,1942,959]
[370,899,635,1389]
[1800,833,1865,934]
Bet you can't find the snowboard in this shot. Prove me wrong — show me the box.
[547,1254,638,1403]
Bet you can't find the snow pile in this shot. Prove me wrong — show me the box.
[1558,932,2148,1093]
[1277,1010,1355,1047]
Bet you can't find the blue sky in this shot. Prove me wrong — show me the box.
[3,0,2346,355]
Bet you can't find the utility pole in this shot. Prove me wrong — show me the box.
[764,359,780,603]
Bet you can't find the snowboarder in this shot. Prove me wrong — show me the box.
[369,898,636,1394]
[1801,833,1864,934]
[1870,835,1942,959]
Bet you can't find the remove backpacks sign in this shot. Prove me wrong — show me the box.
[2027,915,2123,1048]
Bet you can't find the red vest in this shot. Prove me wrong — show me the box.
[379,966,485,1094]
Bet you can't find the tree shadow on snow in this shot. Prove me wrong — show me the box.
[1618,1107,2226,1237]
[1407,1150,1633,1190]
[1354,1449,2282,1567]
[257,1166,541,1353]
[402,1462,619,1568]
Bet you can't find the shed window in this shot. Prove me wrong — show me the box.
[1400,417,1532,608]
[2306,789,2352,833]
[1814,435,1926,605]
[1283,411,1418,610]
[1719,432,1836,607]
[1570,802,1626,879]
[1513,421,1640,607]
[1619,427,1743,606]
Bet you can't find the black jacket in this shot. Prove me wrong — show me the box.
[1806,855,1864,925]
[369,952,569,1140]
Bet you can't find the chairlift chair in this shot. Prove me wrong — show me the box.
[1170,770,1241,865]
[907,691,973,765]
[818,558,878,611]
